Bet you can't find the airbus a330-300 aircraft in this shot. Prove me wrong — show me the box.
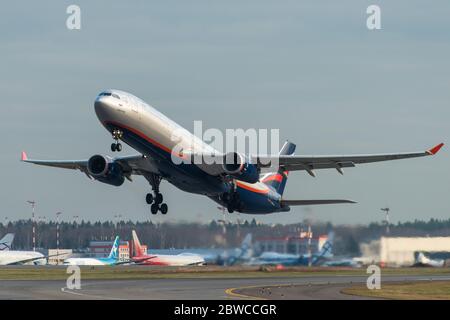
[22,90,444,215]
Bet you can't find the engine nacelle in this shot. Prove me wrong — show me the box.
[222,152,259,184]
[87,155,125,186]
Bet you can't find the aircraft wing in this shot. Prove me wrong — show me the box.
[281,199,356,206]
[21,152,149,178]
[6,253,64,265]
[256,143,444,176]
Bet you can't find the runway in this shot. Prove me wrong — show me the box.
[1,274,450,300]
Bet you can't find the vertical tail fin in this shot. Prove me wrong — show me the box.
[0,233,14,251]
[131,230,146,258]
[311,232,334,265]
[108,236,120,260]
[261,141,296,195]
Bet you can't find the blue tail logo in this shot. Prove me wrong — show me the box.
[108,236,120,260]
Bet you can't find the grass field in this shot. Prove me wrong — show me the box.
[1,265,449,280]
[342,280,450,300]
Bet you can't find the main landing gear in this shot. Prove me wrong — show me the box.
[222,191,241,214]
[111,129,123,152]
[145,173,168,214]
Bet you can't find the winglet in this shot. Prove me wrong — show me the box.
[21,151,28,161]
[427,143,444,155]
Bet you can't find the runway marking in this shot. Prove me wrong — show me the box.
[61,287,124,300]
[225,286,267,300]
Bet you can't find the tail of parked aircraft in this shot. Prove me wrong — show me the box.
[261,141,296,195]
[312,232,334,265]
[0,233,14,251]
[226,233,253,266]
[236,233,253,260]
[131,230,146,258]
[107,236,120,260]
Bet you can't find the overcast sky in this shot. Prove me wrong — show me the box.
[1,1,449,225]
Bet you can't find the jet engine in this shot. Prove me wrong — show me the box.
[222,152,259,183]
[87,155,125,186]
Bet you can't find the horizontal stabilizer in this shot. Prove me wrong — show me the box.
[281,199,356,206]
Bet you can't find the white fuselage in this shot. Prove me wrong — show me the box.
[0,251,46,265]
[137,253,206,266]
[94,89,272,198]
[63,258,109,266]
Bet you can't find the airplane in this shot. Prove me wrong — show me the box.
[21,89,444,215]
[215,233,254,266]
[130,230,205,266]
[63,236,120,266]
[0,233,14,251]
[414,252,445,268]
[246,233,334,266]
[0,249,46,265]
[147,234,253,265]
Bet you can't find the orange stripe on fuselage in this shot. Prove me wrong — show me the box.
[236,181,269,194]
[261,171,288,183]
[262,174,283,183]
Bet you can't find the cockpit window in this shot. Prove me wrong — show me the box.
[99,92,112,97]
[112,93,120,99]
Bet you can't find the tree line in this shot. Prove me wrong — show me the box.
[1,218,450,255]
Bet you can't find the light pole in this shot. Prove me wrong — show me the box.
[26,200,36,251]
[380,207,390,235]
[56,211,62,265]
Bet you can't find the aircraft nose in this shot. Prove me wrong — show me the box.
[94,96,114,121]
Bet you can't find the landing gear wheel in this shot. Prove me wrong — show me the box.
[155,193,163,205]
[151,204,159,214]
[111,129,123,152]
[227,205,234,213]
[160,203,168,214]
[146,193,154,204]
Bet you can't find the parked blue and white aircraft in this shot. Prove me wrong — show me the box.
[246,233,334,267]
[22,90,444,215]
[63,236,120,266]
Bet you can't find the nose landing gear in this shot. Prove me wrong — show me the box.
[111,129,123,152]
[145,173,168,214]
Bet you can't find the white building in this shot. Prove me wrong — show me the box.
[360,236,450,267]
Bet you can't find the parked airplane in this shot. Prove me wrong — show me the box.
[323,258,363,268]
[148,234,253,265]
[0,233,14,251]
[246,233,334,266]
[0,249,46,265]
[22,89,444,215]
[130,230,205,266]
[216,233,254,266]
[63,236,120,266]
[414,252,445,268]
